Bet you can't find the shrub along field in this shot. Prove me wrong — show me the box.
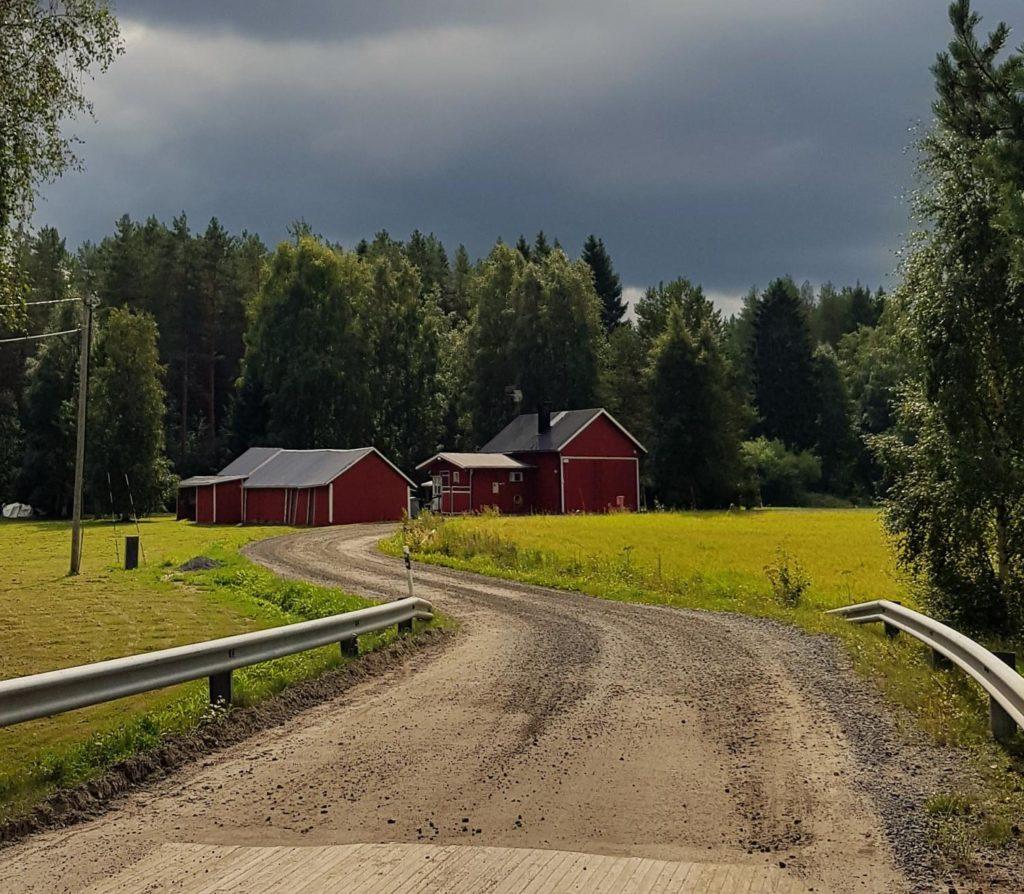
[0,516,429,823]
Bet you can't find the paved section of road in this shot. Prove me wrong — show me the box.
[0,524,916,893]
[82,842,813,893]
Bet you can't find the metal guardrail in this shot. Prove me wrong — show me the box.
[829,599,1022,742]
[0,597,433,727]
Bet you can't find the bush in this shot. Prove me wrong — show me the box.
[764,548,811,607]
[740,437,821,506]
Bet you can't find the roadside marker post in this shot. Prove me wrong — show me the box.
[399,547,415,634]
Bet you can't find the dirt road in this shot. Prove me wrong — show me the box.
[0,525,975,892]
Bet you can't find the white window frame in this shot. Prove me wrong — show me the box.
[509,470,523,483]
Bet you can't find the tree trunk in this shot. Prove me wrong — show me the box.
[180,346,189,461]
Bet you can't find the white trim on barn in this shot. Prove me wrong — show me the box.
[328,482,334,524]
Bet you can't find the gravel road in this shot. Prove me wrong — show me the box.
[0,524,1007,892]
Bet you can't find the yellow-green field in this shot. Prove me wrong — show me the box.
[432,508,907,610]
[0,516,422,821]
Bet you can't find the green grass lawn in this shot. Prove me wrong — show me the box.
[0,516,431,822]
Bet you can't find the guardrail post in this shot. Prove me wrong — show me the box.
[930,648,953,670]
[340,636,359,658]
[398,619,413,635]
[209,670,232,707]
[990,651,1018,743]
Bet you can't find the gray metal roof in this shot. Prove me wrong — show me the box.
[480,408,647,454]
[218,447,282,477]
[178,475,245,488]
[243,448,376,488]
[415,452,532,471]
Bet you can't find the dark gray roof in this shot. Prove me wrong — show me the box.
[243,448,376,488]
[218,446,282,477]
[480,408,645,454]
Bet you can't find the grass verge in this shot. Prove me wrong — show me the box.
[0,517,443,824]
[384,509,1024,867]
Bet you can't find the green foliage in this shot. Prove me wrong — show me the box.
[764,548,811,608]
[752,278,818,451]
[18,309,79,514]
[876,2,1024,635]
[581,234,626,331]
[0,0,122,315]
[740,437,821,507]
[635,278,714,349]
[812,345,859,495]
[88,308,171,515]
[601,323,649,449]
[648,305,745,508]
[235,236,373,449]
[467,244,604,442]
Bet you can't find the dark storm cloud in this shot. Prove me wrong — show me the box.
[37,1,1024,307]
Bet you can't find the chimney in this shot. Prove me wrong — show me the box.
[537,405,551,434]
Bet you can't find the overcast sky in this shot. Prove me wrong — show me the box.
[36,1,1022,313]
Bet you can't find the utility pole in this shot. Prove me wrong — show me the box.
[69,294,97,575]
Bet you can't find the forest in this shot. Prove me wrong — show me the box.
[0,219,894,519]
[2,1,1022,635]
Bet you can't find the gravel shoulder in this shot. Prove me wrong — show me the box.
[0,524,1010,893]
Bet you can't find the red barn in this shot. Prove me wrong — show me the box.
[177,446,413,526]
[414,453,533,514]
[177,447,279,524]
[417,408,645,515]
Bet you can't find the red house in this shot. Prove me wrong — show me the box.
[417,408,645,515]
[178,447,414,526]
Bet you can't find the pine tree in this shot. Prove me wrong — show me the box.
[751,278,818,451]
[515,235,531,260]
[532,231,552,258]
[582,235,626,331]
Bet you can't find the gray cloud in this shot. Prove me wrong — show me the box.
[37,1,1024,309]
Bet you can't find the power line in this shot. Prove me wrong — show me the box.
[0,327,80,345]
[0,297,80,308]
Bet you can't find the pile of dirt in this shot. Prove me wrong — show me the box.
[177,556,223,572]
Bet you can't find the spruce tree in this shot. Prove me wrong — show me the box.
[751,278,818,451]
[582,235,626,331]
[648,307,745,508]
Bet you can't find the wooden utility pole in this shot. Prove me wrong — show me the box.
[69,295,97,575]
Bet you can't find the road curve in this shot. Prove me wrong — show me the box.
[0,524,957,892]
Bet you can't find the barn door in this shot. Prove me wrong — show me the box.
[306,488,315,526]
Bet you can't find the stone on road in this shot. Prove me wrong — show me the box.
[1,523,951,893]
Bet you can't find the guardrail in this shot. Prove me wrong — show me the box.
[0,596,433,728]
[829,599,1022,742]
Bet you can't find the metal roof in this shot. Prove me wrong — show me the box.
[178,475,245,488]
[243,448,375,488]
[480,408,646,454]
[218,447,282,477]
[414,452,532,471]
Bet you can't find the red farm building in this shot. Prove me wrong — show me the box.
[177,447,414,526]
[417,408,646,515]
